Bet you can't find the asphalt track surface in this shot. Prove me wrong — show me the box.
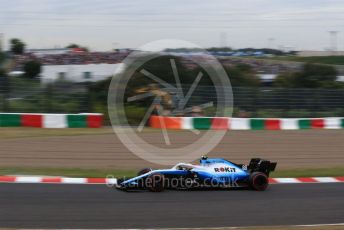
[0,183,343,229]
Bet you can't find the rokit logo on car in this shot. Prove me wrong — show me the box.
[214,167,236,173]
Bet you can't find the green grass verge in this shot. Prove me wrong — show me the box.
[270,167,344,178]
[0,167,137,178]
[0,167,343,178]
[0,127,184,139]
[0,128,114,139]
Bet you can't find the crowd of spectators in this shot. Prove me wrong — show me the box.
[219,57,301,74]
[12,49,300,74]
[12,50,130,70]
[180,55,301,74]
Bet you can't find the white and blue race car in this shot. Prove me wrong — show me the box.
[116,157,277,192]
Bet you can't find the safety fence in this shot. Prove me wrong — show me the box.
[2,81,344,117]
[0,79,91,114]
[149,116,344,130]
[0,113,103,128]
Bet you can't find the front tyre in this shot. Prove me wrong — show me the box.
[249,172,268,191]
[146,173,165,192]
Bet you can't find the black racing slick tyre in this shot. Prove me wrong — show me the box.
[137,168,152,176]
[146,173,165,192]
[249,172,269,191]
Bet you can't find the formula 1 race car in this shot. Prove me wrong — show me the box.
[116,157,277,192]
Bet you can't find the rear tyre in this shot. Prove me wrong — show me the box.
[249,172,268,191]
[146,173,165,192]
[137,168,152,176]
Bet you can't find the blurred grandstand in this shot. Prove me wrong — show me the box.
[12,48,130,70]
[1,45,344,123]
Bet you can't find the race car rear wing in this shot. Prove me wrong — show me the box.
[248,158,277,176]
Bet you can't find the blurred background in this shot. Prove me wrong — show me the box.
[0,0,343,171]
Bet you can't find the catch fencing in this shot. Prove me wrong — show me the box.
[0,79,90,114]
[168,86,344,117]
[1,80,344,118]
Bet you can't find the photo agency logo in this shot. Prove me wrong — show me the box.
[106,174,240,189]
[108,39,233,165]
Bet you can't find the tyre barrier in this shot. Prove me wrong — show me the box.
[149,116,344,130]
[0,113,103,128]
